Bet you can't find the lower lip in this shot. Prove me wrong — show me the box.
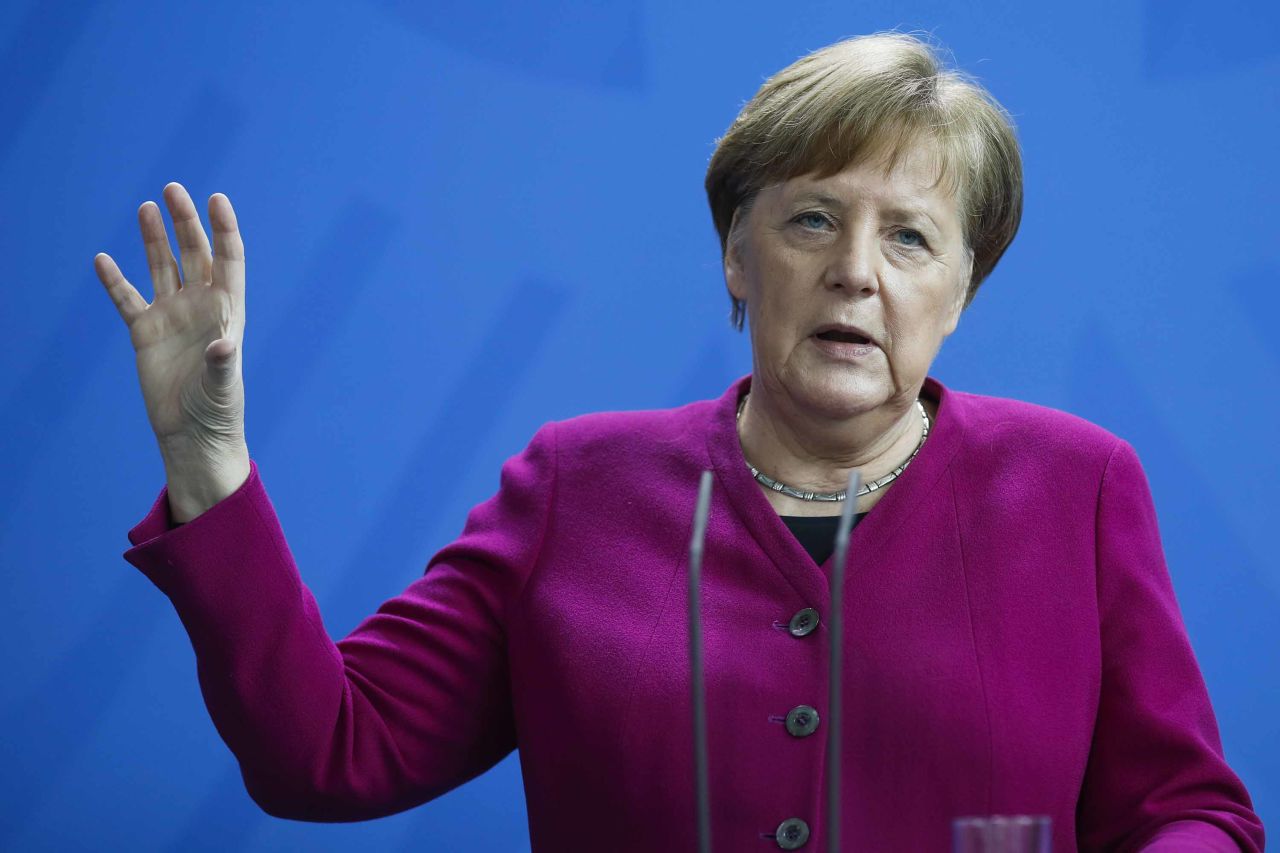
[811,335,877,359]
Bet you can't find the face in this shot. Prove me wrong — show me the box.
[724,142,973,421]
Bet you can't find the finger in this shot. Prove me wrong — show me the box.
[138,200,182,298]
[93,252,148,325]
[163,182,212,287]
[208,193,245,301]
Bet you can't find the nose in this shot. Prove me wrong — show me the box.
[823,225,880,296]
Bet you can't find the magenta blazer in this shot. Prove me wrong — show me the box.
[123,373,1264,852]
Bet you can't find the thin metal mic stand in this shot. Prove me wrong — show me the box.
[827,469,861,853]
[687,468,860,853]
[689,470,714,853]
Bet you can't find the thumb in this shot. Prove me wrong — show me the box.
[203,338,239,390]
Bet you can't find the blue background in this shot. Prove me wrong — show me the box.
[2,1,1277,850]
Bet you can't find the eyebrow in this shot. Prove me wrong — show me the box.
[789,190,945,233]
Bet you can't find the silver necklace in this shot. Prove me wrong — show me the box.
[736,393,930,501]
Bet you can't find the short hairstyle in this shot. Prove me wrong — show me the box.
[704,30,1024,330]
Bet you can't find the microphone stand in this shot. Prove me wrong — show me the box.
[687,468,862,853]
[689,471,714,853]
[827,469,862,853]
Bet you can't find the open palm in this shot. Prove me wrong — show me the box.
[95,182,247,456]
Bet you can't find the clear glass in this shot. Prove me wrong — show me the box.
[952,815,1052,852]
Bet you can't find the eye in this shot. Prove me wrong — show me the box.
[794,211,834,231]
[895,229,927,248]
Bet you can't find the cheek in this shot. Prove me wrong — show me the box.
[753,266,806,330]
[884,294,952,362]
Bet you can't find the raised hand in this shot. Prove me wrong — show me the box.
[95,182,248,474]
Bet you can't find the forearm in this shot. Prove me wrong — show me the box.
[129,462,421,819]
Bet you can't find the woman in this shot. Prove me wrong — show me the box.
[97,31,1264,852]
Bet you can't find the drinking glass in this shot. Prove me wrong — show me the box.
[952,815,1052,852]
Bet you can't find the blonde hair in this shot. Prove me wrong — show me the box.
[705,31,1023,330]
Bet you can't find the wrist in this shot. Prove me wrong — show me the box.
[160,443,251,523]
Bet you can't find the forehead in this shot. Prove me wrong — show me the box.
[774,143,960,224]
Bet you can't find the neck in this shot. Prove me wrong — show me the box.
[737,382,926,509]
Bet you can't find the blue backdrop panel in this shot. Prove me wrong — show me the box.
[1,0,1275,850]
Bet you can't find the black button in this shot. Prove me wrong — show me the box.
[785,704,819,737]
[788,607,819,637]
[776,817,810,849]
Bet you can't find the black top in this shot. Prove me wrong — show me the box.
[780,513,869,566]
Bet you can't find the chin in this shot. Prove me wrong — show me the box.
[799,378,887,418]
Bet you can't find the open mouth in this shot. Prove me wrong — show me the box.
[814,329,872,345]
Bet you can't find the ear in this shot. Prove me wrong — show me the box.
[723,207,748,302]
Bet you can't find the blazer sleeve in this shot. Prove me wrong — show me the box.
[1075,439,1265,852]
[121,422,557,822]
